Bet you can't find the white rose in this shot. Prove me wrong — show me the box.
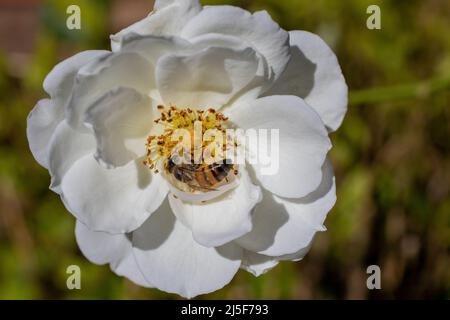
[27,0,347,298]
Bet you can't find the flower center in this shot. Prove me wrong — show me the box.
[144,105,238,195]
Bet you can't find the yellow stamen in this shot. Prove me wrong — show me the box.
[144,105,233,173]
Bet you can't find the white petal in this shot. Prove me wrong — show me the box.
[168,169,262,247]
[47,121,96,193]
[66,52,154,129]
[278,242,314,262]
[60,155,168,233]
[75,220,129,265]
[190,33,248,50]
[27,51,108,168]
[156,46,259,109]
[188,33,271,105]
[132,200,242,298]
[75,220,151,287]
[110,0,201,51]
[236,159,336,256]
[241,242,313,277]
[181,6,289,83]
[27,99,62,168]
[43,50,109,99]
[265,31,348,132]
[85,87,154,168]
[227,95,331,198]
[241,250,278,277]
[119,34,190,65]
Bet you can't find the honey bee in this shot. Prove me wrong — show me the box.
[165,157,237,192]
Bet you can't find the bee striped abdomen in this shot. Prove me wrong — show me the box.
[195,163,232,188]
[167,157,234,191]
[195,168,209,188]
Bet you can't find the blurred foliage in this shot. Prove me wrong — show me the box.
[0,0,449,299]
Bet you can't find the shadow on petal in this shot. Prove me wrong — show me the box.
[241,164,289,251]
[283,158,334,205]
[239,188,290,252]
[240,160,333,253]
[215,244,243,262]
[264,45,317,99]
[132,199,175,250]
[279,239,314,262]
[134,157,151,190]
[225,75,268,107]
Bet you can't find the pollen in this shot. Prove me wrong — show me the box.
[143,104,233,174]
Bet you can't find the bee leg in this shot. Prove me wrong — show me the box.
[187,183,218,192]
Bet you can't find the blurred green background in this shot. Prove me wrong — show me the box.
[0,0,449,299]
